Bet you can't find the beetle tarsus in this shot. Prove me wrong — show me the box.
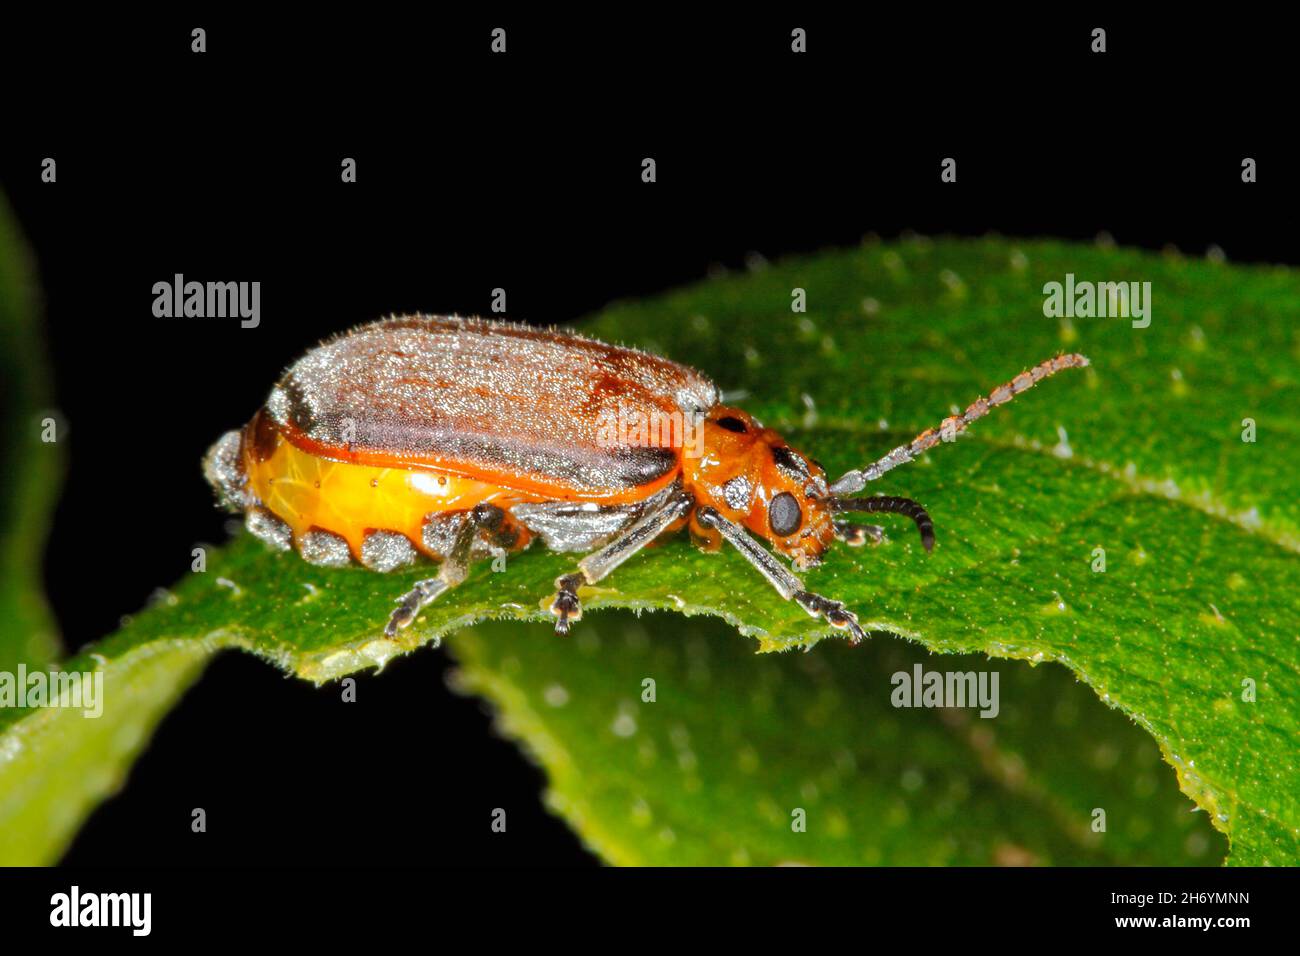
[794,590,867,645]
[833,521,884,547]
[551,573,585,635]
[384,578,445,636]
[832,495,935,552]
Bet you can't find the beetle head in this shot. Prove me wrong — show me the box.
[685,406,834,570]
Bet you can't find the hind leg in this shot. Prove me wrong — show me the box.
[384,504,514,636]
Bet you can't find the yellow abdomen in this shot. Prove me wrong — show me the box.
[244,427,542,560]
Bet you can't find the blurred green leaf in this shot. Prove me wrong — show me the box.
[0,196,212,864]
[0,193,61,670]
[0,640,210,864]
[2,235,1297,864]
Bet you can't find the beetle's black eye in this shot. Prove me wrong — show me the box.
[716,416,748,433]
[769,492,802,537]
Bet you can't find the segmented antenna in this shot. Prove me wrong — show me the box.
[831,495,935,551]
[828,353,1090,495]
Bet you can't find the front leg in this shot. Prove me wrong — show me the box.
[695,506,867,644]
[548,487,694,634]
[792,590,867,639]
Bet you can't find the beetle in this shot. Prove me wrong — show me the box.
[203,314,1088,642]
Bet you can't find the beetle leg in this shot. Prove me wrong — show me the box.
[833,521,884,547]
[549,487,694,634]
[695,506,867,644]
[384,504,503,637]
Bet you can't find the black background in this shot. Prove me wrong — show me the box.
[1,11,1294,872]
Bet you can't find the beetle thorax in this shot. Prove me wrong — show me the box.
[682,406,834,569]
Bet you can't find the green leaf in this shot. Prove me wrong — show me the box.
[3,234,1297,865]
[450,614,1225,865]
